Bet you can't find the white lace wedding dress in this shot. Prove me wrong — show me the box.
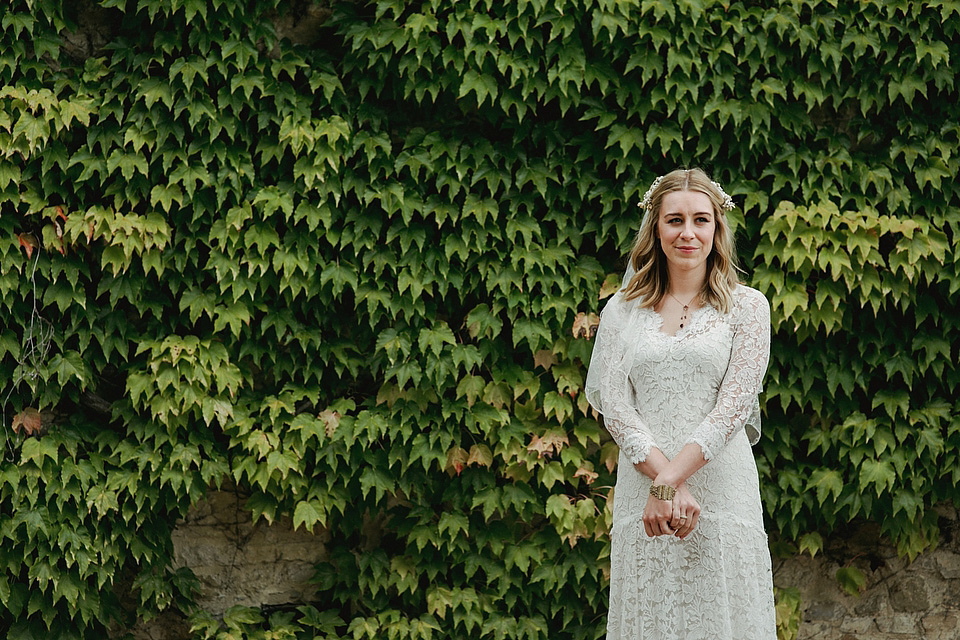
[586,282,777,639]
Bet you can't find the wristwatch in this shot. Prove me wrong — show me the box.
[649,484,677,501]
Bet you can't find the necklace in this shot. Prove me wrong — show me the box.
[668,292,698,329]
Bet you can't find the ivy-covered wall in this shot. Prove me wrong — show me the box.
[1,0,958,638]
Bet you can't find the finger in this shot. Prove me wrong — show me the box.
[679,514,698,539]
[673,518,686,537]
[644,520,654,538]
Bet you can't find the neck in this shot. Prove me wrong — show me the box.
[667,267,707,300]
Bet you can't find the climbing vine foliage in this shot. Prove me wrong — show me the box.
[1,0,958,637]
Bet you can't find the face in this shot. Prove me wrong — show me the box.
[656,190,716,278]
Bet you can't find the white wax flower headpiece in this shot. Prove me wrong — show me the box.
[638,175,735,212]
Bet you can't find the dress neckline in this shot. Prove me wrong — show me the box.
[646,303,713,338]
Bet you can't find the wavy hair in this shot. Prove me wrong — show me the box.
[623,168,741,313]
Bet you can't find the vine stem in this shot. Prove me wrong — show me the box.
[2,243,54,458]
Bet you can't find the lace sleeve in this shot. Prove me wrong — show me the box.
[585,292,659,464]
[685,288,771,461]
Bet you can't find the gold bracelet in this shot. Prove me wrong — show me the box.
[649,484,676,501]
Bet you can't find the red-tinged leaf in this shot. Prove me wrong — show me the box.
[572,311,600,339]
[12,408,43,436]
[533,349,557,370]
[445,446,468,475]
[318,409,340,436]
[17,233,38,259]
[55,206,66,222]
[573,465,598,484]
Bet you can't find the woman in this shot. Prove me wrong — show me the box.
[585,168,776,639]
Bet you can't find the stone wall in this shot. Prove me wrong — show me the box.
[135,492,960,639]
[129,488,329,640]
[773,504,960,640]
[170,489,330,615]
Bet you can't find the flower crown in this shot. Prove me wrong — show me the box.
[638,176,735,212]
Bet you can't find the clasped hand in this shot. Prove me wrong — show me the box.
[642,484,700,540]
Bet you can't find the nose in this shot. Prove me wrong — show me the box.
[680,220,695,238]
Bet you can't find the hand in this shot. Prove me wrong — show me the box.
[669,484,701,540]
[642,490,675,537]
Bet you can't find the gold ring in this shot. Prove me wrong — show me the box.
[679,515,688,520]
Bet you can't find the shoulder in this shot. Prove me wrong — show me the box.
[731,285,770,323]
[734,284,769,307]
[599,290,645,328]
[604,289,640,312]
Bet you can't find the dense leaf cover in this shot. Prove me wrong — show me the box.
[1,0,958,637]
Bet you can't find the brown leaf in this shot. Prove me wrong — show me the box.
[598,273,622,299]
[571,312,600,339]
[12,408,43,436]
[526,434,553,459]
[17,233,38,259]
[318,409,340,436]
[527,431,569,459]
[533,349,557,370]
[573,465,599,484]
[541,431,569,453]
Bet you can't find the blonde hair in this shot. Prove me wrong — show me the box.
[623,168,740,313]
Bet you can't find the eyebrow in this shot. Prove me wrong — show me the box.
[661,210,714,217]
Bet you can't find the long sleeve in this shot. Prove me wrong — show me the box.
[685,288,771,461]
[585,292,660,464]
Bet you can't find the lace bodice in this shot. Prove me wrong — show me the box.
[585,285,771,464]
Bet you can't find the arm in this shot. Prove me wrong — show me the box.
[585,293,661,465]
[655,289,772,489]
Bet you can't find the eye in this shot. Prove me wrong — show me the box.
[696,216,711,223]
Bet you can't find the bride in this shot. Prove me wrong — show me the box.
[585,168,776,639]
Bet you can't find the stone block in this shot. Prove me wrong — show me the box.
[853,591,887,616]
[936,552,960,580]
[838,615,877,634]
[888,576,929,612]
[805,600,846,622]
[874,613,921,634]
[921,610,960,640]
